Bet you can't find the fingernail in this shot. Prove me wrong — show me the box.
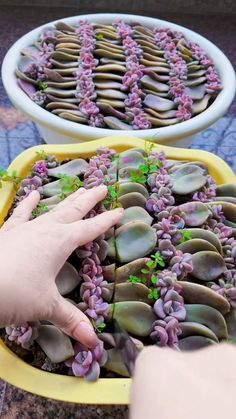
[79,321,98,338]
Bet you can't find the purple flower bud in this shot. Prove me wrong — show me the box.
[169,250,193,279]
[6,322,38,350]
[17,175,43,200]
[159,239,177,260]
[151,317,181,347]
[32,160,49,184]
[154,290,186,321]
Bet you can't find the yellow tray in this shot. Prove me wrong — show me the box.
[0,135,235,405]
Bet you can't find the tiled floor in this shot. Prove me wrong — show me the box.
[0,4,235,418]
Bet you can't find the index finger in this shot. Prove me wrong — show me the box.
[50,185,108,223]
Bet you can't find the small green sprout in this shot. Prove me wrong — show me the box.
[96,33,104,41]
[148,288,159,300]
[144,140,155,153]
[179,229,192,244]
[58,174,84,198]
[129,158,163,185]
[127,275,147,285]
[108,185,117,200]
[111,154,120,163]
[151,275,158,285]
[35,150,49,161]
[139,164,149,174]
[0,169,22,190]
[143,251,165,272]
[151,251,165,268]
[91,320,107,333]
[96,322,107,332]
[32,203,49,218]
[102,183,122,209]
[38,81,47,91]
[130,169,146,185]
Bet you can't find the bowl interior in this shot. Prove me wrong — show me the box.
[0,136,235,404]
[2,13,236,142]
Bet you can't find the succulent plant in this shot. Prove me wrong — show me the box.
[5,322,38,350]
[3,145,236,382]
[16,19,221,130]
[65,340,107,381]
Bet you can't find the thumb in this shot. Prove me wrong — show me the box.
[49,295,99,348]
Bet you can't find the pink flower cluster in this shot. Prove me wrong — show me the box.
[32,160,49,183]
[78,242,109,326]
[66,341,107,381]
[6,323,38,350]
[76,149,117,324]
[75,21,104,127]
[153,28,192,121]
[83,148,115,188]
[25,42,54,82]
[146,151,175,214]
[17,175,43,200]
[185,40,221,94]
[192,175,217,202]
[114,21,151,129]
[210,277,236,309]
[150,270,186,348]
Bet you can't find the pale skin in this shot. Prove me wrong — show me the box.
[0,186,234,418]
[0,185,123,348]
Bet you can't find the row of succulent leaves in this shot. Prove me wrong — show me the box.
[1,141,230,380]
[0,142,192,306]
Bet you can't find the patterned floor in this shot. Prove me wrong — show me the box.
[0,4,235,419]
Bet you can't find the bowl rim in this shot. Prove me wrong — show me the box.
[0,136,235,404]
[2,12,236,142]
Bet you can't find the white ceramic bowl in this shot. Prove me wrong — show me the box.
[2,13,236,146]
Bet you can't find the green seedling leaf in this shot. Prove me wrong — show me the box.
[139,176,147,184]
[151,275,158,285]
[180,229,193,243]
[151,251,165,268]
[96,33,104,41]
[32,203,49,218]
[139,164,149,174]
[111,154,120,162]
[146,260,156,270]
[128,275,142,284]
[141,268,149,274]
[39,81,47,91]
[144,140,155,153]
[58,174,84,196]
[148,287,159,300]
[97,322,106,332]
[108,185,117,200]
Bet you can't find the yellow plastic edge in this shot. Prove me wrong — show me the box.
[0,135,235,404]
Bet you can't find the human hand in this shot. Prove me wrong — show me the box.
[130,344,235,419]
[0,185,123,348]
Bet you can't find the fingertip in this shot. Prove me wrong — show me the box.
[24,190,40,203]
[93,184,108,195]
[73,320,99,348]
[112,207,124,215]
